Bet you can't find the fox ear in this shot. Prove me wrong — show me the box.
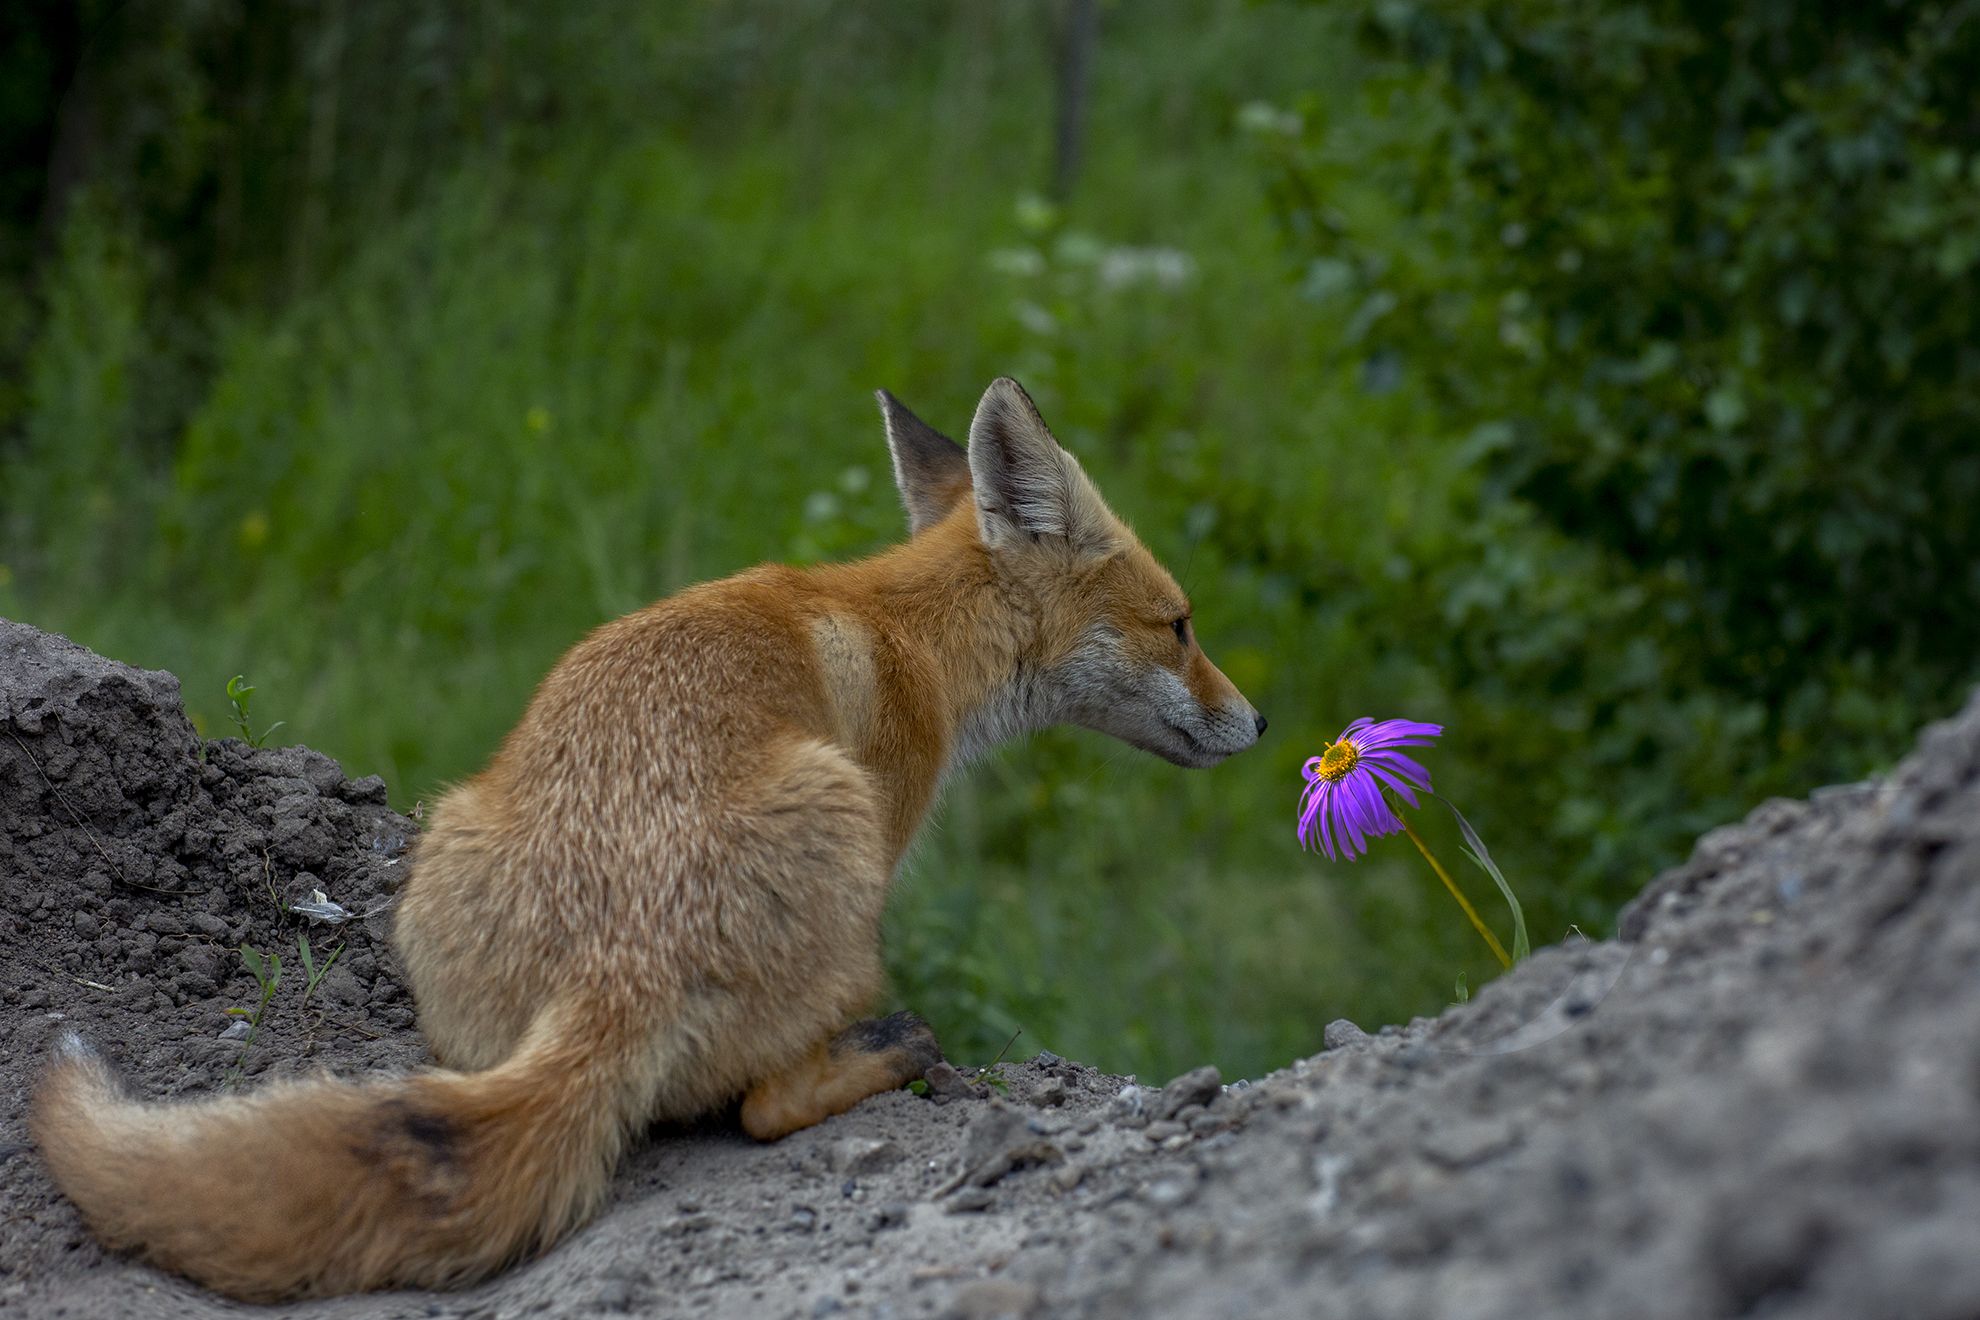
[878,389,972,535]
[966,378,1118,557]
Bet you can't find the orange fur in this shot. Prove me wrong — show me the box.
[31,378,1262,1299]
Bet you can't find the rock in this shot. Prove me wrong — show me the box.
[186,912,228,938]
[924,1060,979,1102]
[942,1280,1039,1319]
[828,1137,902,1176]
[339,774,392,805]
[1108,1083,1149,1126]
[1324,1019,1370,1049]
[1420,1119,1519,1170]
[949,1103,1063,1191]
[945,1187,994,1214]
[1152,1065,1221,1121]
[1142,1167,1201,1211]
[868,1203,911,1232]
[315,964,368,1009]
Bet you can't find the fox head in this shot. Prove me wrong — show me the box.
[877,377,1265,769]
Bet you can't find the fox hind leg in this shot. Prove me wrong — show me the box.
[740,1012,943,1141]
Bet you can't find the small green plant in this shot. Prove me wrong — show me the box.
[224,674,286,748]
[295,932,344,1008]
[979,1026,1023,1093]
[224,943,283,1087]
[1453,972,1469,1005]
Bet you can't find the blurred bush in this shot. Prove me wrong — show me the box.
[1,0,1970,1079]
[1246,0,1980,913]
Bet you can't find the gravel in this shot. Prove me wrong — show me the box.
[3,617,1976,1319]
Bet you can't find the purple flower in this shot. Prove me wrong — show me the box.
[1297,717,1442,861]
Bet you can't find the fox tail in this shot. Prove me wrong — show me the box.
[30,1002,634,1301]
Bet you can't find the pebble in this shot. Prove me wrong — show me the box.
[829,1137,902,1176]
[1324,1019,1370,1049]
[945,1187,994,1214]
[953,1103,1064,1188]
[942,1280,1039,1320]
[1142,1168,1201,1210]
[924,1061,979,1102]
[1143,1120,1187,1143]
[1152,1066,1221,1121]
[187,912,229,938]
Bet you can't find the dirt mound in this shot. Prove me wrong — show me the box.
[3,618,1977,1319]
[0,622,423,1294]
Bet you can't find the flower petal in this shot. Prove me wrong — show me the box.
[1314,783,1339,859]
[1340,776,1375,857]
[1364,760,1424,808]
[1356,719,1442,751]
[1298,781,1328,853]
[1362,748,1433,791]
[1352,771,1401,836]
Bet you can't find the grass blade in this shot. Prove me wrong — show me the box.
[1434,793,1531,963]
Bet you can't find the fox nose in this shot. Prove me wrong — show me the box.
[1253,712,1268,737]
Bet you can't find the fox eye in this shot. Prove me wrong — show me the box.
[1171,616,1190,647]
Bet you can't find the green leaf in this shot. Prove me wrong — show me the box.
[1434,794,1531,962]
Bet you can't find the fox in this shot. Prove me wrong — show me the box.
[30,377,1265,1300]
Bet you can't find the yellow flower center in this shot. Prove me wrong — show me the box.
[1316,739,1360,783]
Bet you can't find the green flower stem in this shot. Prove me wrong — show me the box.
[1399,814,1511,970]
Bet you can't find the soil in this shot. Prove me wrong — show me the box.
[3,616,1977,1320]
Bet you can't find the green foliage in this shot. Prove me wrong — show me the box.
[225,675,286,748]
[1248,0,1980,930]
[225,943,283,1087]
[296,932,344,1009]
[1439,793,1529,964]
[4,0,1962,1083]
[1350,0,1980,686]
